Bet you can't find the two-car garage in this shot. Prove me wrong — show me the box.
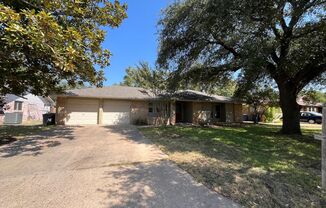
[65,98,131,125]
[55,86,153,126]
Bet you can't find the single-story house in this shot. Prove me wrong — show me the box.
[0,94,55,124]
[297,97,323,113]
[55,86,243,126]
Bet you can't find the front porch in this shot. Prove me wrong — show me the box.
[175,101,193,123]
[146,100,243,125]
[173,101,239,124]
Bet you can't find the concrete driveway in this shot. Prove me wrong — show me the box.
[0,125,240,208]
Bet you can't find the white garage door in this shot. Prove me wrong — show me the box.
[103,100,130,125]
[66,99,99,125]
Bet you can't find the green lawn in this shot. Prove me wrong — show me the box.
[140,124,325,208]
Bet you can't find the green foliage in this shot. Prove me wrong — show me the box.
[0,0,127,96]
[264,107,282,122]
[121,62,156,88]
[122,61,237,96]
[209,80,237,97]
[158,0,326,87]
[239,85,279,111]
[121,61,169,94]
[178,78,237,97]
[157,0,326,134]
[301,89,326,103]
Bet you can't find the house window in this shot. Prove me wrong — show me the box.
[148,102,170,117]
[148,102,153,113]
[14,101,23,111]
[215,104,221,119]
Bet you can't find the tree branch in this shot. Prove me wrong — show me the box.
[270,51,280,64]
[293,19,326,39]
[187,63,241,82]
[210,34,240,58]
[280,17,288,33]
[294,63,326,91]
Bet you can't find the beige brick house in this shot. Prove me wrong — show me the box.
[56,86,243,125]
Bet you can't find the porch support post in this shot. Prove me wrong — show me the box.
[98,99,103,125]
[232,103,235,122]
[170,101,176,125]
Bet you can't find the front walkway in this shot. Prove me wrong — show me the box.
[0,125,240,208]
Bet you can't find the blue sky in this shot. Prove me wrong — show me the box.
[102,0,173,86]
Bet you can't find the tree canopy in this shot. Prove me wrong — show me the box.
[301,89,326,103]
[0,0,127,96]
[158,0,326,134]
[120,62,169,95]
[121,61,237,97]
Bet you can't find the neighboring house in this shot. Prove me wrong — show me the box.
[56,86,243,126]
[0,94,55,124]
[242,105,282,122]
[297,97,323,113]
[243,97,323,123]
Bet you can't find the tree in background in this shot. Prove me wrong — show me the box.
[120,61,172,125]
[121,62,169,95]
[239,84,279,123]
[122,62,237,97]
[301,89,326,104]
[158,0,326,134]
[0,0,127,96]
[201,80,237,97]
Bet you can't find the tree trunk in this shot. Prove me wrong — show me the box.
[253,106,259,124]
[278,83,302,135]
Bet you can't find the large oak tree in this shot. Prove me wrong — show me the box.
[0,0,127,96]
[158,0,326,134]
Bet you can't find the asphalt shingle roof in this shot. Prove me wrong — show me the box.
[64,86,155,100]
[60,86,239,103]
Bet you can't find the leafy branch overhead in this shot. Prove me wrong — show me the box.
[0,0,127,96]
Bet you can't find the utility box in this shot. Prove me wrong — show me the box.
[4,112,23,124]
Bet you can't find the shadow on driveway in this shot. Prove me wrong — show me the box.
[102,125,151,144]
[0,126,77,158]
[97,160,239,208]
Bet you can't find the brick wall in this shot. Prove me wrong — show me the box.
[56,97,66,125]
[130,101,148,125]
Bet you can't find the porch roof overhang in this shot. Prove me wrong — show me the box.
[167,90,242,104]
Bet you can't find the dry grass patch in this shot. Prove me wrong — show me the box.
[140,124,325,208]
